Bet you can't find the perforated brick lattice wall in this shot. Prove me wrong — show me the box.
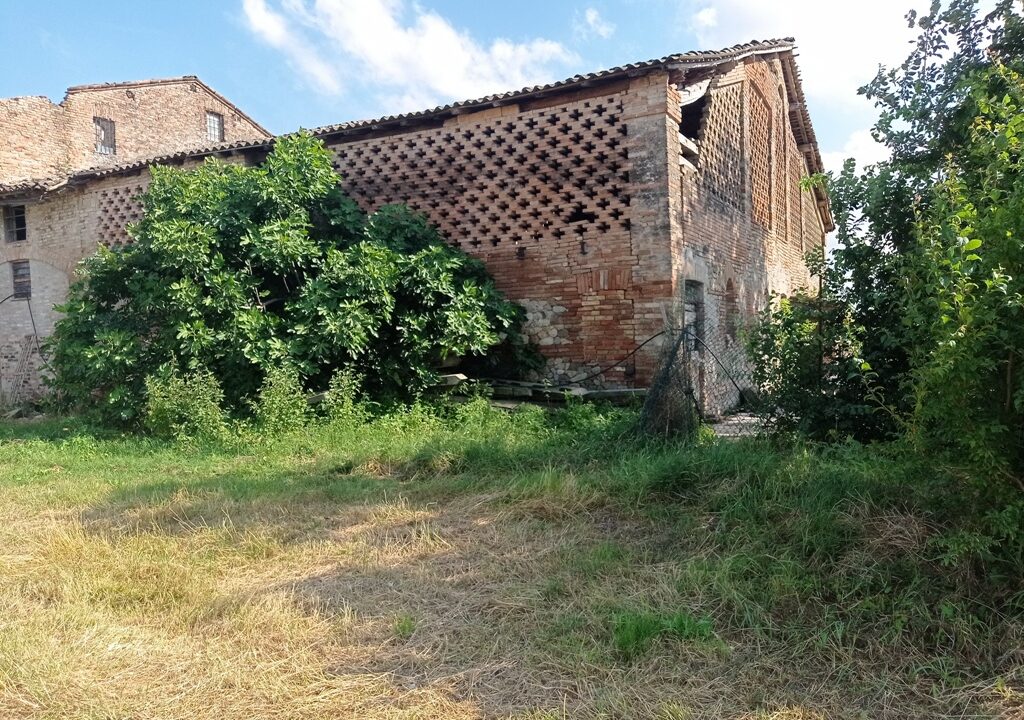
[329,96,631,255]
[774,90,789,242]
[98,184,145,247]
[790,145,805,249]
[748,86,773,229]
[90,95,635,271]
[698,83,745,212]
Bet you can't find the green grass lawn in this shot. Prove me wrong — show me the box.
[0,401,1020,719]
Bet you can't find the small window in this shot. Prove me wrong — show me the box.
[679,94,708,141]
[10,260,30,299]
[3,205,27,243]
[94,117,116,155]
[206,111,224,142]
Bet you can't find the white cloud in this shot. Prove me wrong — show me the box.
[243,0,578,114]
[242,0,342,95]
[683,0,920,109]
[821,128,890,174]
[682,0,924,171]
[576,8,616,39]
[692,7,717,30]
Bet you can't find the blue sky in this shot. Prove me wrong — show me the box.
[1,1,926,171]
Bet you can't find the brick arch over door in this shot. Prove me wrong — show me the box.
[0,245,79,278]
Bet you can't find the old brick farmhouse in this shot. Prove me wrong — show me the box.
[0,75,271,403]
[0,39,832,405]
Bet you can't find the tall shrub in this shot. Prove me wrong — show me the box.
[748,3,1024,569]
[907,64,1024,479]
[48,132,535,424]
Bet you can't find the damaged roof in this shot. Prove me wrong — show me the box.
[0,178,60,200]
[305,38,800,137]
[6,39,832,228]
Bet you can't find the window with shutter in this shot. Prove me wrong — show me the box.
[10,260,30,299]
[94,117,116,155]
[3,205,27,243]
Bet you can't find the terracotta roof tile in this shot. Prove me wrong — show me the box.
[65,38,804,182]
[0,178,60,197]
[4,39,831,230]
[308,38,797,136]
[71,137,272,180]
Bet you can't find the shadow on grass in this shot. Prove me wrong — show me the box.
[0,414,122,442]
[2,415,1016,717]
[56,406,647,538]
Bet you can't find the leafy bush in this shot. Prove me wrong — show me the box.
[320,368,370,426]
[906,64,1024,480]
[144,366,229,444]
[746,255,883,440]
[48,132,535,425]
[749,3,1024,574]
[251,366,309,436]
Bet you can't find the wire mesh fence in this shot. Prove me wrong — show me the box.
[639,320,765,439]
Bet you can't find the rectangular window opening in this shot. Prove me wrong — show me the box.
[3,205,27,243]
[11,259,30,299]
[683,279,705,352]
[206,111,225,142]
[678,91,708,170]
[679,94,708,142]
[94,117,116,155]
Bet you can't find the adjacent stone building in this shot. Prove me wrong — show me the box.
[1,75,270,186]
[0,40,832,408]
[0,76,270,403]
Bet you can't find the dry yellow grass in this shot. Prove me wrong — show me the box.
[0,490,1013,719]
[0,413,1020,719]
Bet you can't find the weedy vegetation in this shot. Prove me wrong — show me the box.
[0,396,1021,719]
[5,3,1024,719]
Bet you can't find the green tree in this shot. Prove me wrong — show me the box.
[908,63,1024,480]
[753,1,1024,447]
[48,132,535,424]
[748,0,1024,573]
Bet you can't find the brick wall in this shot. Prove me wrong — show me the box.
[0,79,268,186]
[0,96,67,183]
[1,56,829,401]
[322,73,678,385]
[0,257,68,404]
[672,58,825,414]
[0,178,98,400]
[60,81,266,175]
